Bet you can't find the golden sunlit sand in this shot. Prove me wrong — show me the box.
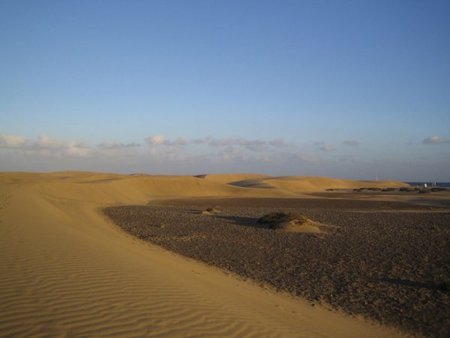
[0,172,415,336]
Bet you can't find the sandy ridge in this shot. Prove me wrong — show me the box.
[0,172,407,337]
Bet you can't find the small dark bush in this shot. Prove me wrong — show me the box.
[257,212,309,229]
[202,207,221,214]
[258,212,296,224]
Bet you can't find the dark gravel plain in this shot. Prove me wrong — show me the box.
[104,198,450,337]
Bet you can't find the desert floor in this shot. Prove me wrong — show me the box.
[1,172,447,337]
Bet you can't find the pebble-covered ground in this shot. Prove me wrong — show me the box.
[104,198,450,337]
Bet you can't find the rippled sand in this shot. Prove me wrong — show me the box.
[0,172,413,337]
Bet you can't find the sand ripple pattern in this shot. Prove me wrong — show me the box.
[0,175,404,337]
[0,187,318,337]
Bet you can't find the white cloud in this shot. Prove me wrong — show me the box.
[145,135,166,146]
[0,135,28,148]
[144,135,287,152]
[0,133,346,176]
[145,135,188,147]
[138,135,307,170]
[222,138,267,152]
[32,135,93,157]
[98,141,141,150]
[0,134,93,158]
[66,142,92,157]
[423,135,450,144]
[33,135,67,150]
[2,133,448,179]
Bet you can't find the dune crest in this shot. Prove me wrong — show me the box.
[232,176,408,194]
[0,172,406,337]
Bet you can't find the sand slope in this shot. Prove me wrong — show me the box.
[229,176,409,194]
[199,173,270,185]
[0,172,405,337]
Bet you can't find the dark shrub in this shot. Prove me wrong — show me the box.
[257,212,309,229]
[202,207,221,214]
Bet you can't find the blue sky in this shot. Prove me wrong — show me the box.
[1,0,449,180]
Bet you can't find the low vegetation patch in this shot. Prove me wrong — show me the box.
[201,207,221,215]
[258,212,303,227]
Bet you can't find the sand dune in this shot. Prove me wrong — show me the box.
[197,173,269,185]
[229,176,408,194]
[0,172,406,337]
